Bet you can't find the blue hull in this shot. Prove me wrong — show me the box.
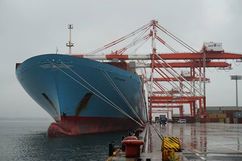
[16,54,147,135]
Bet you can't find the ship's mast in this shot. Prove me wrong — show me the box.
[66,24,74,54]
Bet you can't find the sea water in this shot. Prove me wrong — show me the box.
[0,118,125,161]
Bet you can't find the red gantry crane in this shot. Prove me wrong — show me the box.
[74,20,242,123]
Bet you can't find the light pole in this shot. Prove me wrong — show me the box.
[66,24,74,54]
[231,75,242,108]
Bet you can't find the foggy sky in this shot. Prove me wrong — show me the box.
[0,0,241,118]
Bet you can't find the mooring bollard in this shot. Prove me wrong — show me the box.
[121,136,144,158]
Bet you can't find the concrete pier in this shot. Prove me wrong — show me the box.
[107,123,242,161]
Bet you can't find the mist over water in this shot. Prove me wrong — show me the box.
[0,118,125,161]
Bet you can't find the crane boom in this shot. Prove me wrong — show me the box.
[73,52,242,60]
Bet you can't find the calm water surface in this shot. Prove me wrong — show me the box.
[0,118,125,161]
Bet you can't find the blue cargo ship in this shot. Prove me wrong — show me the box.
[16,54,147,136]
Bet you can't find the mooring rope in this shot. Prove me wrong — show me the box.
[51,61,143,126]
[103,71,144,125]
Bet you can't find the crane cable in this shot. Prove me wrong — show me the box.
[87,22,152,55]
[119,25,151,54]
[155,35,177,53]
[157,23,206,91]
[156,24,198,53]
[117,32,151,55]
[155,53,203,96]
[153,67,184,96]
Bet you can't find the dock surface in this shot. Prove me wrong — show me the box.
[108,123,242,161]
[170,123,242,160]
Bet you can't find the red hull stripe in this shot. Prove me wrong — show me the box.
[48,116,140,136]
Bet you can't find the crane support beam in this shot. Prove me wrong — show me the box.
[149,96,203,100]
[152,110,172,113]
[152,110,173,112]
[136,61,231,68]
[74,52,242,60]
[152,91,185,94]
[149,105,183,108]
[153,52,242,60]
[152,77,209,82]
[152,61,231,68]
[150,100,197,104]
[150,103,186,106]
[149,96,203,104]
